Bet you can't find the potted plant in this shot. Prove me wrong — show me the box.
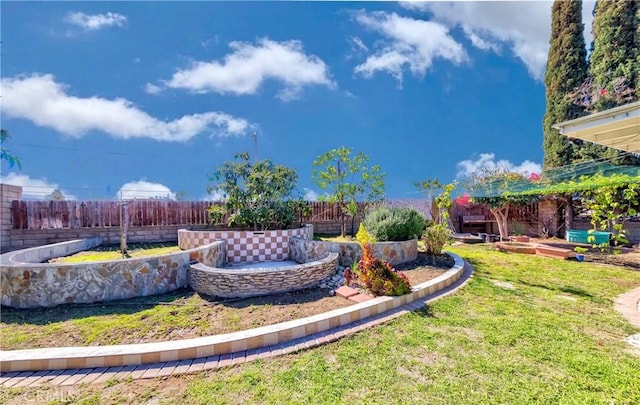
[573,246,588,262]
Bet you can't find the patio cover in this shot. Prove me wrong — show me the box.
[552,101,640,154]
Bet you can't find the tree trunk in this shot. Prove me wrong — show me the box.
[563,194,573,234]
[120,202,129,255]
[490,204,510,241]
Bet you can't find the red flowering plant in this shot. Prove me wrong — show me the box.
[453,193,471,208]
[348,224,411,296]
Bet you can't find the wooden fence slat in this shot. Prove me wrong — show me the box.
[10,200,409,230]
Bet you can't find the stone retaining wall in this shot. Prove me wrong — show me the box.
[0,239,225,309]
[288,237,418,267]
[178,225,313,263]
[189,252,339,298]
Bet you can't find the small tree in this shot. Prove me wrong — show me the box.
[415,178,456,256]
[312,147,385,237]
[1,129,21,169]
[463,168,535,240]
[208,152,301,231]
[581,174,639,254]
[415,178,457,224]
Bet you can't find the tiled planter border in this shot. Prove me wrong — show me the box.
[0,251,466,373]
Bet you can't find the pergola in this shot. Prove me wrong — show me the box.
[552,101,640,154]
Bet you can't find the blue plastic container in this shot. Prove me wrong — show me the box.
[566,229,610,245]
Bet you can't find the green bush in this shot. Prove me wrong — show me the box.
[422,223,453,255]
[363,207,426,241]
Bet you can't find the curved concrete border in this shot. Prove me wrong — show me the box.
[190,253,339,298]
[0,251,466,373]
[0,238,225,309]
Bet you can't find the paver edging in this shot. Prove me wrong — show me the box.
[0,252,465,373]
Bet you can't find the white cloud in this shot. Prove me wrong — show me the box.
[303,188,319,202]
[1,73,253,142]
[206,189,225,202]
[402,1,552,80]
[353,11,467,84]
[65,12,127,31]
[163,38,335,101]
[144,83,162,94]
[348,36,369,54]
[456,153,542,179]
[0,172,76,200]
[117,180,175,200]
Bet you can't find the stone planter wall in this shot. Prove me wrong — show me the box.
[0,239,225,309]
[178,225,313,264]
[289,237,417,267]
[189,252,339,298]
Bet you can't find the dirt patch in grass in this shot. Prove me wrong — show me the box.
[0,253,450,350]
[530,237,640,270]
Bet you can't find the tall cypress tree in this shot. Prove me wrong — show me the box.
[589,0,639,109]
[542,0,589,170]
[581,0,640,163]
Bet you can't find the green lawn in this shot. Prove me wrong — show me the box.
[2,244,639,404]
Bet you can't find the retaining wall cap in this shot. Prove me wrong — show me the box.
[0,237,102,266]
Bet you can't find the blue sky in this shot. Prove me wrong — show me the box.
[1,1,596,201]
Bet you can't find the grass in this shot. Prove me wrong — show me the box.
[2,244,640,404]
[313,234,356,242]
[47,242,181,263]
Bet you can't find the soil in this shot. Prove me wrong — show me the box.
[0,251,449,349]
[530,237,640,270]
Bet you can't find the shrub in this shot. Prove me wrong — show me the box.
[422,223,453,255]
[348,226,411,296]
[356,243,411,296]
[363,207,426,241]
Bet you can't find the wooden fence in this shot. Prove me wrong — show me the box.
[10,200,373,230]
[11,200,215,230]
[449,202,539,223]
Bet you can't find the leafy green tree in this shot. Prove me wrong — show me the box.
[1,129,21,169]
[582,175,639,254]
[208,152,301,231]
[415,178,457,224]
[589,0,639,109]
[543,0,589,170]
[463,168,536,240]
[312,147,385,237]
[578,0,640,163]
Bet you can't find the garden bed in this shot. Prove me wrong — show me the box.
[46,242,181,263]
[0,251,449,350]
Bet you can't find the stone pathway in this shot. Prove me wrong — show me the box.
[614,285,640,348]
[0,263,473,388]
